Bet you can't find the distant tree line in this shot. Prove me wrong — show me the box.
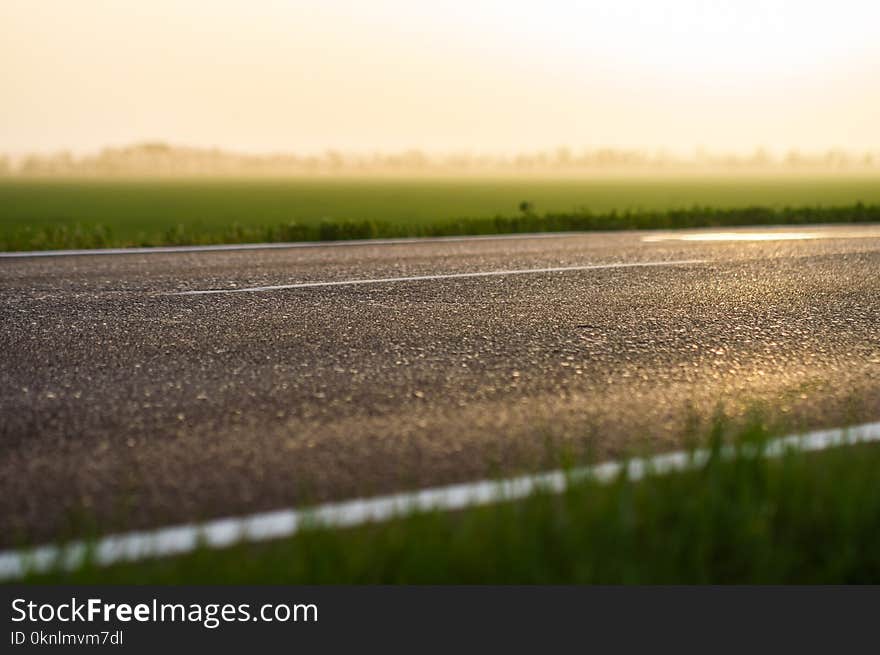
[3,143,879,177]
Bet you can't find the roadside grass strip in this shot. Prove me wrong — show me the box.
[3,200,880,252]
[2,420,879,582]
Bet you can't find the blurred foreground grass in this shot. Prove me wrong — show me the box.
[22,422,880,584]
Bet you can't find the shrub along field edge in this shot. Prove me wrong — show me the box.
[2,202,879,251]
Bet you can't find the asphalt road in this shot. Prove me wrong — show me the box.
[2,225,880,545]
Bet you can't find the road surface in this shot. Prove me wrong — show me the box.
[2,225,879,544]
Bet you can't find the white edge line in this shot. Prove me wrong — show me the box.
[171,259,706,296]
[6,223,880,259]
[0,232,590,259]
[1,420,878,581]
[641,229,880,243]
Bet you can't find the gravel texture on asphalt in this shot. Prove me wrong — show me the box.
[2,225,879,545]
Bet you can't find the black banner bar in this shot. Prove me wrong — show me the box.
[2,586,876,652]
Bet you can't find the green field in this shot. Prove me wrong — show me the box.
[19,423,880,584]
[2,175,880,250]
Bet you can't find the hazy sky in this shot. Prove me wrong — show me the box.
[3,0,879,155]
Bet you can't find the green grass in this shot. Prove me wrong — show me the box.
[22,424,880,584]
[2,175,880,250]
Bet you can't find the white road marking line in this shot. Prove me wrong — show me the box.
[1,420,878,581]
[642,229,880,243]
[171,259,706,295]
[5,226,879,258]
[0,232,588,259]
